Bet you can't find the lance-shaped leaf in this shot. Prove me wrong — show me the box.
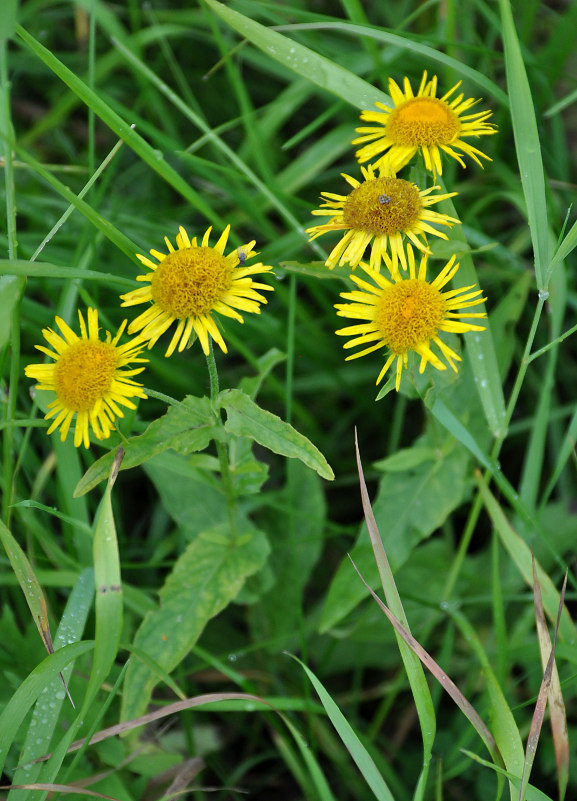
[218,388,333,480]
[75,395,216,496]
[0,519,73,706]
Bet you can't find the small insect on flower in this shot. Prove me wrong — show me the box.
[335,246,487,391]
[306,163,459,274]
[353,70,497,178]
[120,224,274,357]
[25,308,148,449]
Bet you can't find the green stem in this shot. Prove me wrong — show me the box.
[205,342,237,533]
[1,36,24,525]
[285,273,296,425]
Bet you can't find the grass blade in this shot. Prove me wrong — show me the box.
[497,0,550,288]
[289,654,397,801]
[348,558,500,767]
[355,431,435,790]
[528,560,569,800]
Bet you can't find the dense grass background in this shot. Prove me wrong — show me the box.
[1,0,577,799]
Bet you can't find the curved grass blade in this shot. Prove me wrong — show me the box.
[355,432,435,796]
[203,0,390,109]
[0,260,135,287]
[289,654,396,801]
[349,558,501,768]
[203,0,507,108]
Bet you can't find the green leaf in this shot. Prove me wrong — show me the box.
[144,451,228,536]
[74,396,216,496]
[320,441,468,632]
[219,388,334,480]
[250,461,325,648]
[121,521,270,722]
[90,454,124,689]
[0,519,54,657]
[436,190,507,437]
[477,475,577,646]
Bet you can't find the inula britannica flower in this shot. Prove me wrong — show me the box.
[121,224,274,356]
[353,71,496,177]
[25,308,147,448]
[307,164,458,274]
[335,247,487,390]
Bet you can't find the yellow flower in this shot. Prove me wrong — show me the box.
[335,247,487,391]
[353,71,497,177]
[25,308,147,449]
[120,224,274,357]
[306,163,458,274]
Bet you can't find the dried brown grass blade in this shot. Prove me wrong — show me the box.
[519,555,569,801]
[348,555,501,767]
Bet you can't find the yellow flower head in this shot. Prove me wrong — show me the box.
[353,71,497,177]
[25,308,147,449]
[306,163,459,274]
[335,247,487,391]
[120,224,274,357]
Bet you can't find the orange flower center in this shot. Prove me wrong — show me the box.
[53,340,118,411]
[151,247,233,318]
[387,97,461,146]
[343,177,422,235]
[375,278,445,353]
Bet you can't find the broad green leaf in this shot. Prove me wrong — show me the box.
[320,440,468,632]
[0,641,94,778]
[373,447,437,473]
[250,461,325,648]
[290,655,396,801]
[121,521,270,722]
[74,396,216,496]
[145,451,228,536]
[219,388,334,480]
